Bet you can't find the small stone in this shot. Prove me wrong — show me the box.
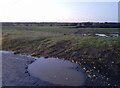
[83,67,86,70]
[86,70,90,73]
[93,66,96,69]
[93,74,96,77]
[72,60,74,63]
[112,61,114,64]
[88,75,92,78]
[76,61,78,63]
[99,58,102,61]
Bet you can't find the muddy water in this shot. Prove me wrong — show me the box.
[28,57,85,86]
[95,34,119,37]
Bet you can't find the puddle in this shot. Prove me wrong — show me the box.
[95,34,119,37]
[95,34,108,37]
[27,57,85,86]
[76,33,119,37]
[1,51,85,86]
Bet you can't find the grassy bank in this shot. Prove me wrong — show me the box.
[2,25,120,79]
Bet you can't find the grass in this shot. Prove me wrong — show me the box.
[75,28,119,34]
[2,26,119,52]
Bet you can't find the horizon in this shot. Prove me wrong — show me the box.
[1,21,119,23]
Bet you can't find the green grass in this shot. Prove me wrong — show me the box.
[2,26,119,48]
[3,26,119,34]
[75,28,119,34]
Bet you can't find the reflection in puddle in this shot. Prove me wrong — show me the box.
[95,34,108,37]
[95,34,119,37]
[28,57,85,86]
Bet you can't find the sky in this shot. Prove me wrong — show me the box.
[0,0,119,22]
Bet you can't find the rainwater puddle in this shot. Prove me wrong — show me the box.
[28,57,85,86]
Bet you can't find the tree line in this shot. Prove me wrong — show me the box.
[2,22,120,28]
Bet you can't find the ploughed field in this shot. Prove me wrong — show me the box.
[2,25,120,86]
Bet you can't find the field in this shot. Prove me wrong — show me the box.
[2,25,120,85]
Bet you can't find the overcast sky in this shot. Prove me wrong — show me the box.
[0,0,119,22]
